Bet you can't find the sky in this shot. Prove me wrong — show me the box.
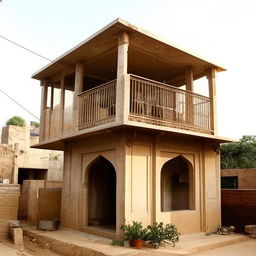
[0,0,256,139]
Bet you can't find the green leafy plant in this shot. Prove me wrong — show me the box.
[49,154,60,161]
[120,221,148,241]
[111,239,124,246]
[6,116,26,127]
[221,135,256,169]
[146,222,180,249]
[30,121,40,128]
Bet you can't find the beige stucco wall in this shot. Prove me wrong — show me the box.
[0,126,63,183]
[61,130,221,238]
[1,125,29,150]
[61,132,124,236]
[221,169,256,189]
[0,144,14,182]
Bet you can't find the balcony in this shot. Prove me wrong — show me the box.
[77,74,212,135]
[35,24,220,147]
[78,80,116,130]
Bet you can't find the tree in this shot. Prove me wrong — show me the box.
[221,135,256,169]
[6,116,26,127]
[30,121,40,128]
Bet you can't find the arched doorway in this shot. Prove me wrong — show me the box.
[87,156,116,230]
[161,155,194,211]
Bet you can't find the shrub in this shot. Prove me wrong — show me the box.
[30,121,40,128]
[6,116,26,127]
[120,221,148,240]
[146,222,180,249]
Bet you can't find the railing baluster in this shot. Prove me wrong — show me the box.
[77,75,212,134]
[128,75,212,134]
[77,80,116,130]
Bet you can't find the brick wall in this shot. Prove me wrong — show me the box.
[221,189,256,232]
[0,184,20,239]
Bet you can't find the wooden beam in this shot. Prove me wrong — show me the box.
[116,32,130,124]
[50,66,75,84]
[130,44,185,69]
[73,62,84,130]
[206,68,217,134]
[39,80,49,142]
[167,74,185,87]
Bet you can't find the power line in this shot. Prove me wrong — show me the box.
[0,88,40,120]
[0,34,52,62]
[0,34,51,121]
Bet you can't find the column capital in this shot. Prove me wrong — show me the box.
[206,67,216,79]
[40,79,49,87]
[118,31,129,45]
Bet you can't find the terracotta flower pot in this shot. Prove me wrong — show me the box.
[129,239,145,249]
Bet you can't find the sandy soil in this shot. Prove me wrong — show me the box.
[0,237,62,256]
[194,239,256,256]
[23,236,62,256]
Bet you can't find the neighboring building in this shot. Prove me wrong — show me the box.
[31,18,232,238]
[0,125,63,184]
[221,169,256,189]
[221,169,256,231]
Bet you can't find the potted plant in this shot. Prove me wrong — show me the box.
[120,221,147,249]
[146,222,180,249]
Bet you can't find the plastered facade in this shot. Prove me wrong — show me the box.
[61,130,221,238]
[221,169,256,189]
[0,125,63,183]
[31,19,231,239]
[0,144,14,181]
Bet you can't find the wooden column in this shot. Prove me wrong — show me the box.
[59,75,65,134]
[185,67,194,125]
[185,67,194,91]
[116,32,130,124]
[206,68,217,135]
[73,62,84,130]
[39,80,48,142]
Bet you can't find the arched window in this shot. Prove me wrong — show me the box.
[161,155,194,211]
[87,156,116,229]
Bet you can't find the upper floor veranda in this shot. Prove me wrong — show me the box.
[32,18,226,148]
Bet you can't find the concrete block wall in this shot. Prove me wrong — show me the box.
[0,184,20,239]
[221,169,256,189]
[38,187,62,223]
[0,144,14,182]
[0,125,64,184]
[221,189,256,232]
[19,180,62,225]
[1,125,29,150]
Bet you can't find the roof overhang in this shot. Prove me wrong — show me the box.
[32,18,226,81]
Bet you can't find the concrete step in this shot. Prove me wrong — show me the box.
[22,223,250,256]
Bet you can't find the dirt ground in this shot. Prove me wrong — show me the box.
[23,236,62,256]
[0,237,62,256]
[1,232,255,256]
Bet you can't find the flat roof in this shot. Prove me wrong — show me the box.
[32,18,226,81]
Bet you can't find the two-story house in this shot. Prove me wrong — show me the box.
[32,18,232,239]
